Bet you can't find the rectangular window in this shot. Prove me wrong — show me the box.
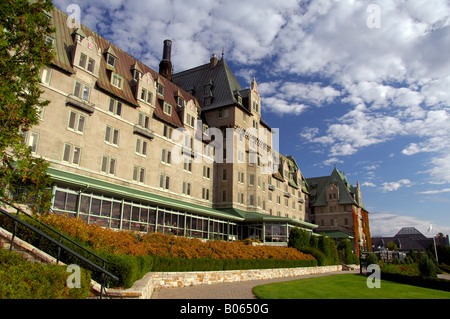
[157,84,164,96]
[163,102,172,116]
[182,182,192,196]
[133,165,145,183]
[135,138,147,156]
[108,98,122,117]
[249,174,255,186]
[73,81,90,102]
[104,125,119,146]
[111,73,123,89]
[138,112,150,129]
[159,174,170,190]
[184,158,192,172]
[163,124,173,139]
[79,53,87,69]
[67,111,85,134]
[87,58,95,73]
[62,143,81,165]
[202,188,210,200]
[222,168,227,181]
[101,155,116,175]
[106,54,116,68]
[249,194,255,206]
[161,149,171,164]
[203,166,211,179]
[41,66,52,85]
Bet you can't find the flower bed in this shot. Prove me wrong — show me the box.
[30,214,316,288]
[39,213,314,261]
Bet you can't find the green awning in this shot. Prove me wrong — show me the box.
[219,208,318,229]
[47,167,244,222]
[315,230,354,239]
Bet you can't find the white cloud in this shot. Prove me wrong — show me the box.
[418,188,450,195]
[369,212,435,237]
[380,179,412,192]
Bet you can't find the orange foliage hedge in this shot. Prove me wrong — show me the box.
[40,213,314,261]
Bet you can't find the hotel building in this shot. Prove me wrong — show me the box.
[27,8,368,247]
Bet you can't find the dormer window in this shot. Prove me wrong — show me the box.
[163,102,172,116]
[133,69,141,81]
[177,97,184,107]
[107,54,116,68]
[111,72,123,89]
[157,83,165,96]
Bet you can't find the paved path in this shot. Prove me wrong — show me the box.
[152,270,359,299]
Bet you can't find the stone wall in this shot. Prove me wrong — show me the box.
[151,265,343,289]
[107,265,344,299]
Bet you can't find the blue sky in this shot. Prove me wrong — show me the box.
[54,0,450,237]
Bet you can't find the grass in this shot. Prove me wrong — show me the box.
[252,274,450,299]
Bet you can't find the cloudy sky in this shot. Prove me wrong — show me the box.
[54,0,450,237]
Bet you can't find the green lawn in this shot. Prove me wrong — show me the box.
[253,274,450,299]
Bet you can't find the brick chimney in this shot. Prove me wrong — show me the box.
[159,39,172,80]
[210,53,218,69]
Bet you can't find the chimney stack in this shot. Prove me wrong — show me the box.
[210,53,218,69]
[159,39,172,80]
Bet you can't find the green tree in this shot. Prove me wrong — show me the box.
[0,0,54,213]
[288,227,310,249]
[386,241,398,251]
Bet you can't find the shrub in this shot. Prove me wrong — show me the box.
[366,253,378,266]
[288,227,310,249]
[0,249,91,299]
[418,254,437,278]
[337,239,359,265]
[297,246,328,266]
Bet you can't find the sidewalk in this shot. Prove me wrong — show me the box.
[151,270,359,299]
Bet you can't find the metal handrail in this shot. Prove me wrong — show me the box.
[0,201,119,298]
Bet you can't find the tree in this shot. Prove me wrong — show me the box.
[0,0,55,213]
[386,241,398,251]
[288,227,310,249]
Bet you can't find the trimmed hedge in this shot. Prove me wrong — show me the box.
[380,271,450,292]
[0,248,91,299]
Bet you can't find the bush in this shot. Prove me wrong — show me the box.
[366,253,378,266]
[418,254,437,278]
[297,246,328,266]
[288,227,310,248]
[337,239,359,265]
[0,249,91,299]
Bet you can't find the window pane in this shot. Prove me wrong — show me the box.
[135,139,141,153]
[116,102,122,116]
[54,191,66,210]
[165,176,170,190]
[101,200,111,217]
[109,99,115,113]
[69,111,77,130]
[159,174,164,188]
[87,58,95,72]
[112,202,121,219]
[91,198,101,215]
[112,129,119,145]
[82,85,90,101]
[63,144,72,162]
[142,141,147,155]
[74,81,82,98]
[105,126,111,143]
[109,158,116,175]
[77,114,85,133]
[79,195,90,213]
[72,146,81,165]
[101,156,108,172]
[133,166,138,181]
[66,193,78,211]
[139,168,145,183]
[79,53,87,68]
